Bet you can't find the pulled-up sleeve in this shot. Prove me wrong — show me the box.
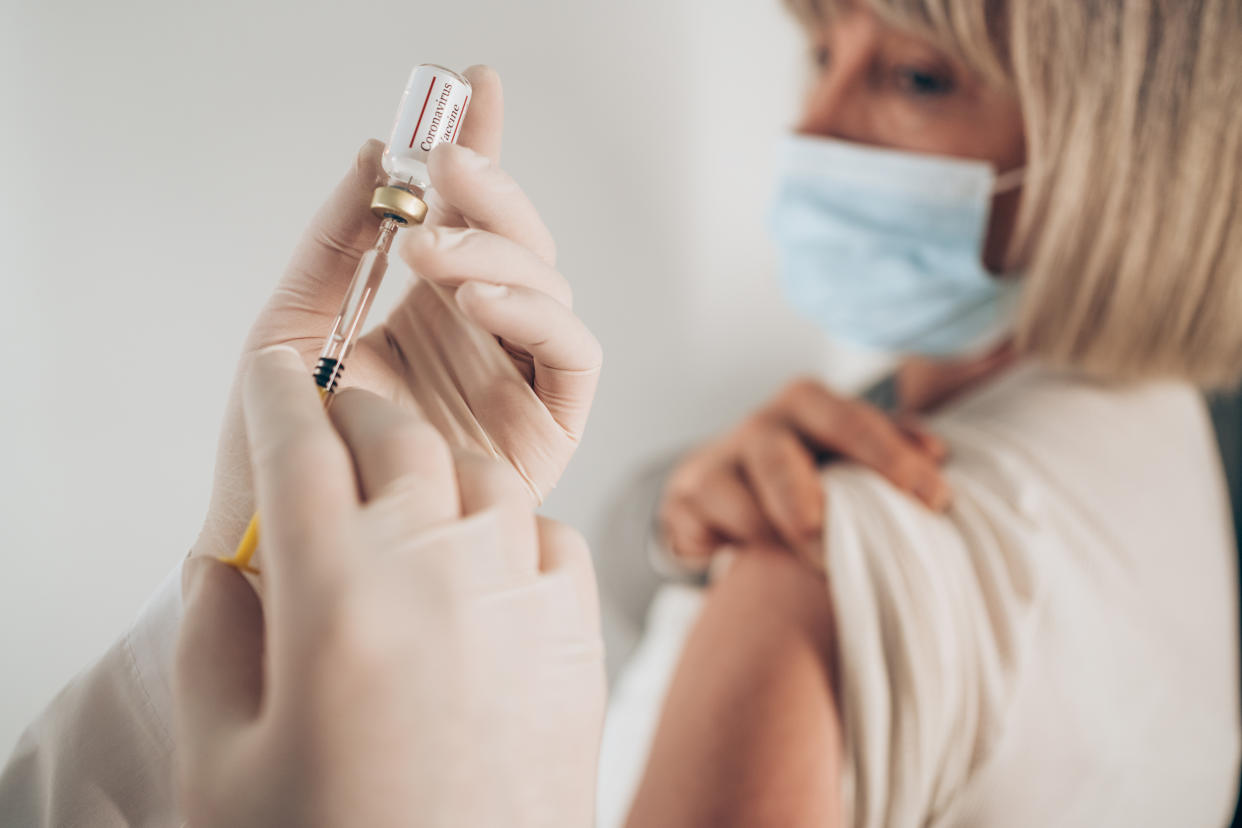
[823,445,1047,828]
[821,396,1239,828]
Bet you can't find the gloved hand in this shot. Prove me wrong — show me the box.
[659,377,951,570]
[192,65,600,561]
[175,345,606,827]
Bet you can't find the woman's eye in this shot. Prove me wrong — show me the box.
[812,46,831,69]
[896,67,956,98]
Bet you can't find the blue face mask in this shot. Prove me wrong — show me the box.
[767,134,1024,357]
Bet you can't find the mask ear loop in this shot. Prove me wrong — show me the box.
[987,166,1030,288]
[993,166,1027,194]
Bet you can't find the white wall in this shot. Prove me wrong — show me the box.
[0,0,858,754]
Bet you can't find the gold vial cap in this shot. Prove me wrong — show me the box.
[371,186,428,225]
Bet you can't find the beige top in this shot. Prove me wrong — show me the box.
[824,364,1241,827]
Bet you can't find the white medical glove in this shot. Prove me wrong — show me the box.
[372,137,598,499]
[175,345,606,828]
[193,64,601,562]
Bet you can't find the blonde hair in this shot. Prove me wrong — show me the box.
[784,0,1242,388]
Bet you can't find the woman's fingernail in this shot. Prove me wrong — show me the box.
[914,478,949,510]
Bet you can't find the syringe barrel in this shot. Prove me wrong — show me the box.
[382,65,473,193]
[314,219,399,391]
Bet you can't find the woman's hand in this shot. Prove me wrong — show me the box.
[175,346,605,828]
[659,377,951,569]
[193,65,600,561]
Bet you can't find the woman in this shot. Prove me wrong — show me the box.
[624,1,1242,826]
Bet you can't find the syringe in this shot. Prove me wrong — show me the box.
[224,64,473,573]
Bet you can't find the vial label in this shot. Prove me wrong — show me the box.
[383,65,471,188]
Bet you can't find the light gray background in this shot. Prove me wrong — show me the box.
[0,0,881,754]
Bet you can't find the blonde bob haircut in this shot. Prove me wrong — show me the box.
[784,0,1242,388]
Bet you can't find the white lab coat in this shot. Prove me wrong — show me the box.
[0,567,182,826]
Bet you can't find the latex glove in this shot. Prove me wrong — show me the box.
[193,65,600,561]
[175,345,606,828]
[659,377,951,571]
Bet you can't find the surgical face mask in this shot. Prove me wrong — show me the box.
[767,133,1024,357]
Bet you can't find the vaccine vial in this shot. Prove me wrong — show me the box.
[382,64,472,194]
